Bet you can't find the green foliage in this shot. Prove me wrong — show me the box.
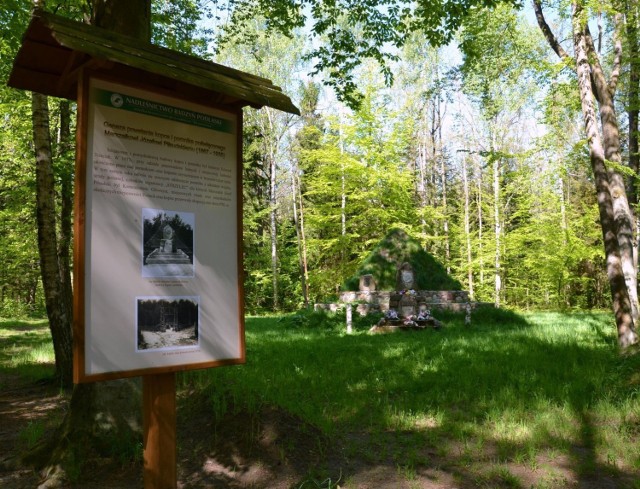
[343,228,462,291]
[0,0,620,316]
[299,80,426,300]
[212,0,521,106]
[152,0,210,56]
[0,3,41,318]
[283,307,381,332]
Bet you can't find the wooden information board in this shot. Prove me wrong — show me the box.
[74,73,245,383]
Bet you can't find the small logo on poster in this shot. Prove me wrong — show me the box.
[110,93,124,108]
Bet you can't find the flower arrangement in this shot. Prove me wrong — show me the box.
[417,309,431,321]
[399,289,417,296]
[384,309,399,320]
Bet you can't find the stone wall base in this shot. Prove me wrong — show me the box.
[314,300,489,316]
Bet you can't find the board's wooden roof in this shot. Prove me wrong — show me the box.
[8,9,300,115]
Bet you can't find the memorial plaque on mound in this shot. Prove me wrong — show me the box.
[359,274,376,292]
[396,262,416,290]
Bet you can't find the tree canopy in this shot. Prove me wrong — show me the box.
[213,0,521,105]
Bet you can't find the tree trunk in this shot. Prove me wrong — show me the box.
[416,130,428,244]
[586,18,640,327]
[493,152,501,308]
[626,0,640,284]
[339,110,347,276]
[30,2,150,486]
[533,0,638,348]
[476,157,484,286]
[626,2,640,314]
[560,174,570,305]
[57,100,74,336]
[92,0,151,41]
[297,173,311,306]
[627,1,640,206]
[291,167,309,307]
[462,155,474,299]
[32,92,73,388]
[572,5,637,347]
[433,63,450,274]
[267,111,279,310]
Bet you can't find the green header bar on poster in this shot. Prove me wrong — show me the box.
[93,88,233,133]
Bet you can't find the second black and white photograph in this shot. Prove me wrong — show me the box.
[136,296,199,351]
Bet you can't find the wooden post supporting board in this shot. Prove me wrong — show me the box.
[143,372,177,489]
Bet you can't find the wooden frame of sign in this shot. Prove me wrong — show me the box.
[74,70,246,383]
[8,11,299,488]
[73,70,247,488]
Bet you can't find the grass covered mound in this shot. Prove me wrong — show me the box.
[343,228,462,291]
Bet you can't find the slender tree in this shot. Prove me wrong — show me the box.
[32,91,73,387]
[533,0,638,347]
[24,2,160,485]
[215,18,302,310]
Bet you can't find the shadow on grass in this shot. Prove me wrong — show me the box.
[181,310,640,488]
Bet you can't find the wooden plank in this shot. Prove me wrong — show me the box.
[15,39,69,74]
[37,12,278,89]
[76,357,245,383]
[10,10,299,114]
[73,69,89,384]
[37,10,274,86]
[53,31,297,112]
[7,65,65,97]
[36,13,299,114]
[143,373,176,489]
[53,32,293,111]
[39,11,284,92]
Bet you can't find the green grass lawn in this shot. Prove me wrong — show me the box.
[183,308,640,486]
[3,310,640,487]
[0,318,54,387]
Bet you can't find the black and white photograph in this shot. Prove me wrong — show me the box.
[142,208,194,278]
[136,297,199,351]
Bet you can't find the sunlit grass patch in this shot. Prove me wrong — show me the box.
[182,309,640,486]
[9,342,54,367]
[0,318,54,381]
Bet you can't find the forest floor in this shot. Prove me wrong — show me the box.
[139,326,198,350]
[2,315,640,488]
[1,373,638,489]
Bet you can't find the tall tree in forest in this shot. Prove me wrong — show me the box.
[533,0,639,347]
[23,1,161,485]
[0,1,40,317]
[292,81,323,307]
[626,2,640,278]
[215,18,303,310]
[32,91,73,387]
[300,74,418,299]
[395,35,452,257]
[29,0,87,387]
[458,4,543,307]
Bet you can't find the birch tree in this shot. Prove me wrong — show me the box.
[458,4,543,306]
[215,19,302,310]
[534,0,639,347]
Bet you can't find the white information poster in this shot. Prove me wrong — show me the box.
[79,77,243,380]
